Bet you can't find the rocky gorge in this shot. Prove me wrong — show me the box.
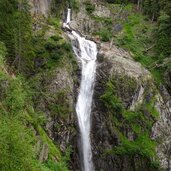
[0,0,171,171]
[29,0,171,170]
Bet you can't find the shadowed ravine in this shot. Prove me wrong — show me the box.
[63,9,97,171]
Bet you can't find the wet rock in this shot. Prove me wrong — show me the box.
[97,52,104,63]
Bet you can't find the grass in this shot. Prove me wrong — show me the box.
[114,4,164,84]
[101,78,160,169]
[145,97,159,119]
[92,15,113,42]
[0,41,70,171]
[84,1,95,15]
[69,0,80,11]
[95,28,113,42]
[37,126,61,159]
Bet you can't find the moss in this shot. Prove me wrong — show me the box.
[145,97,159,119]
[101,78,159,169]
[94,28,113,42]
[37,126,61,159]
[92,15,113,42]
[0,43,70,170]
[48,89,72,119]
[114,4,164,85]
[104,75,137,107]
[101,81,124,114]
[84,1,95,15]
[69,0,80,11]
[92,15,113,25]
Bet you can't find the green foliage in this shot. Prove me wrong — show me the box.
[106,0,129,4]
[101,79,159,168]
[93,16,113,25]
[69,0,80,11]
[95,28,113,42]
[45,160,67,171]
[156,11,171,57]
[92,15,113,42]
[115,6,163,84]
[0,44,70,170]
[84,1,95,15]
[0,118,36,171]
[44,147,71,171]
[106,2,171,87]
[0,0,75,170]
[0,42,6,65]
[145,97,159,119]
[124,0,171,60]
[101,81,123,113]
[143,0,159,20]
[48,90,71,118]
[51,0,68,16]
[0,0,33,70]
[32,33,73,71]
[114,134,156,159]
[0,62,40,170]
[0,73,70,171]
[0,0,74,74]
[37,126,61,159]
[48,18,61,29]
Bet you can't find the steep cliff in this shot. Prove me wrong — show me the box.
[29,0,171,170]
[29,0,51,16]
[68,1,171,170]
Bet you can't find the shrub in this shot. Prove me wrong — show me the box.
[101,79,159,168]
[84,1,95,15]
[101,81,124,113]
[44,41,57,51]
[69,0,80,11]
[96,28,113,42]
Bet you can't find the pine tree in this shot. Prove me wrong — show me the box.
[156,11,171,57]
[0,0,34,72]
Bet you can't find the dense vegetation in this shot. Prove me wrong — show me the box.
[0,0,74,170]
[101,77,160,169]
[105,0,171,89]
[84,0,170,88]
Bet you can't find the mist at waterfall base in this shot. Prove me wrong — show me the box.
[63,9,97,171]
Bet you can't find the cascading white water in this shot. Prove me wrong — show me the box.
[63,9,97,171]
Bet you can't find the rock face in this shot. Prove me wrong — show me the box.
[28,0,171,170]
[70,1,111,35]
[34,63,81,170]
[92,42,171,171]
[92,43,153,171]
[29,0,51,16]
[152,87,171,170]
[69,1,171,171]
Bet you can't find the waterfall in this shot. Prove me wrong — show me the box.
[64,9,97,171]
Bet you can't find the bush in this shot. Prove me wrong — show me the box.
[0,42,6,64]
[44,41,57,51]
[69,0,80,11]
[101,81,124,113]
[84,1,95,15]
[62,42,72,52]
[101,79,159,168]
[96,28,112,42]
[0,118,37,171]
